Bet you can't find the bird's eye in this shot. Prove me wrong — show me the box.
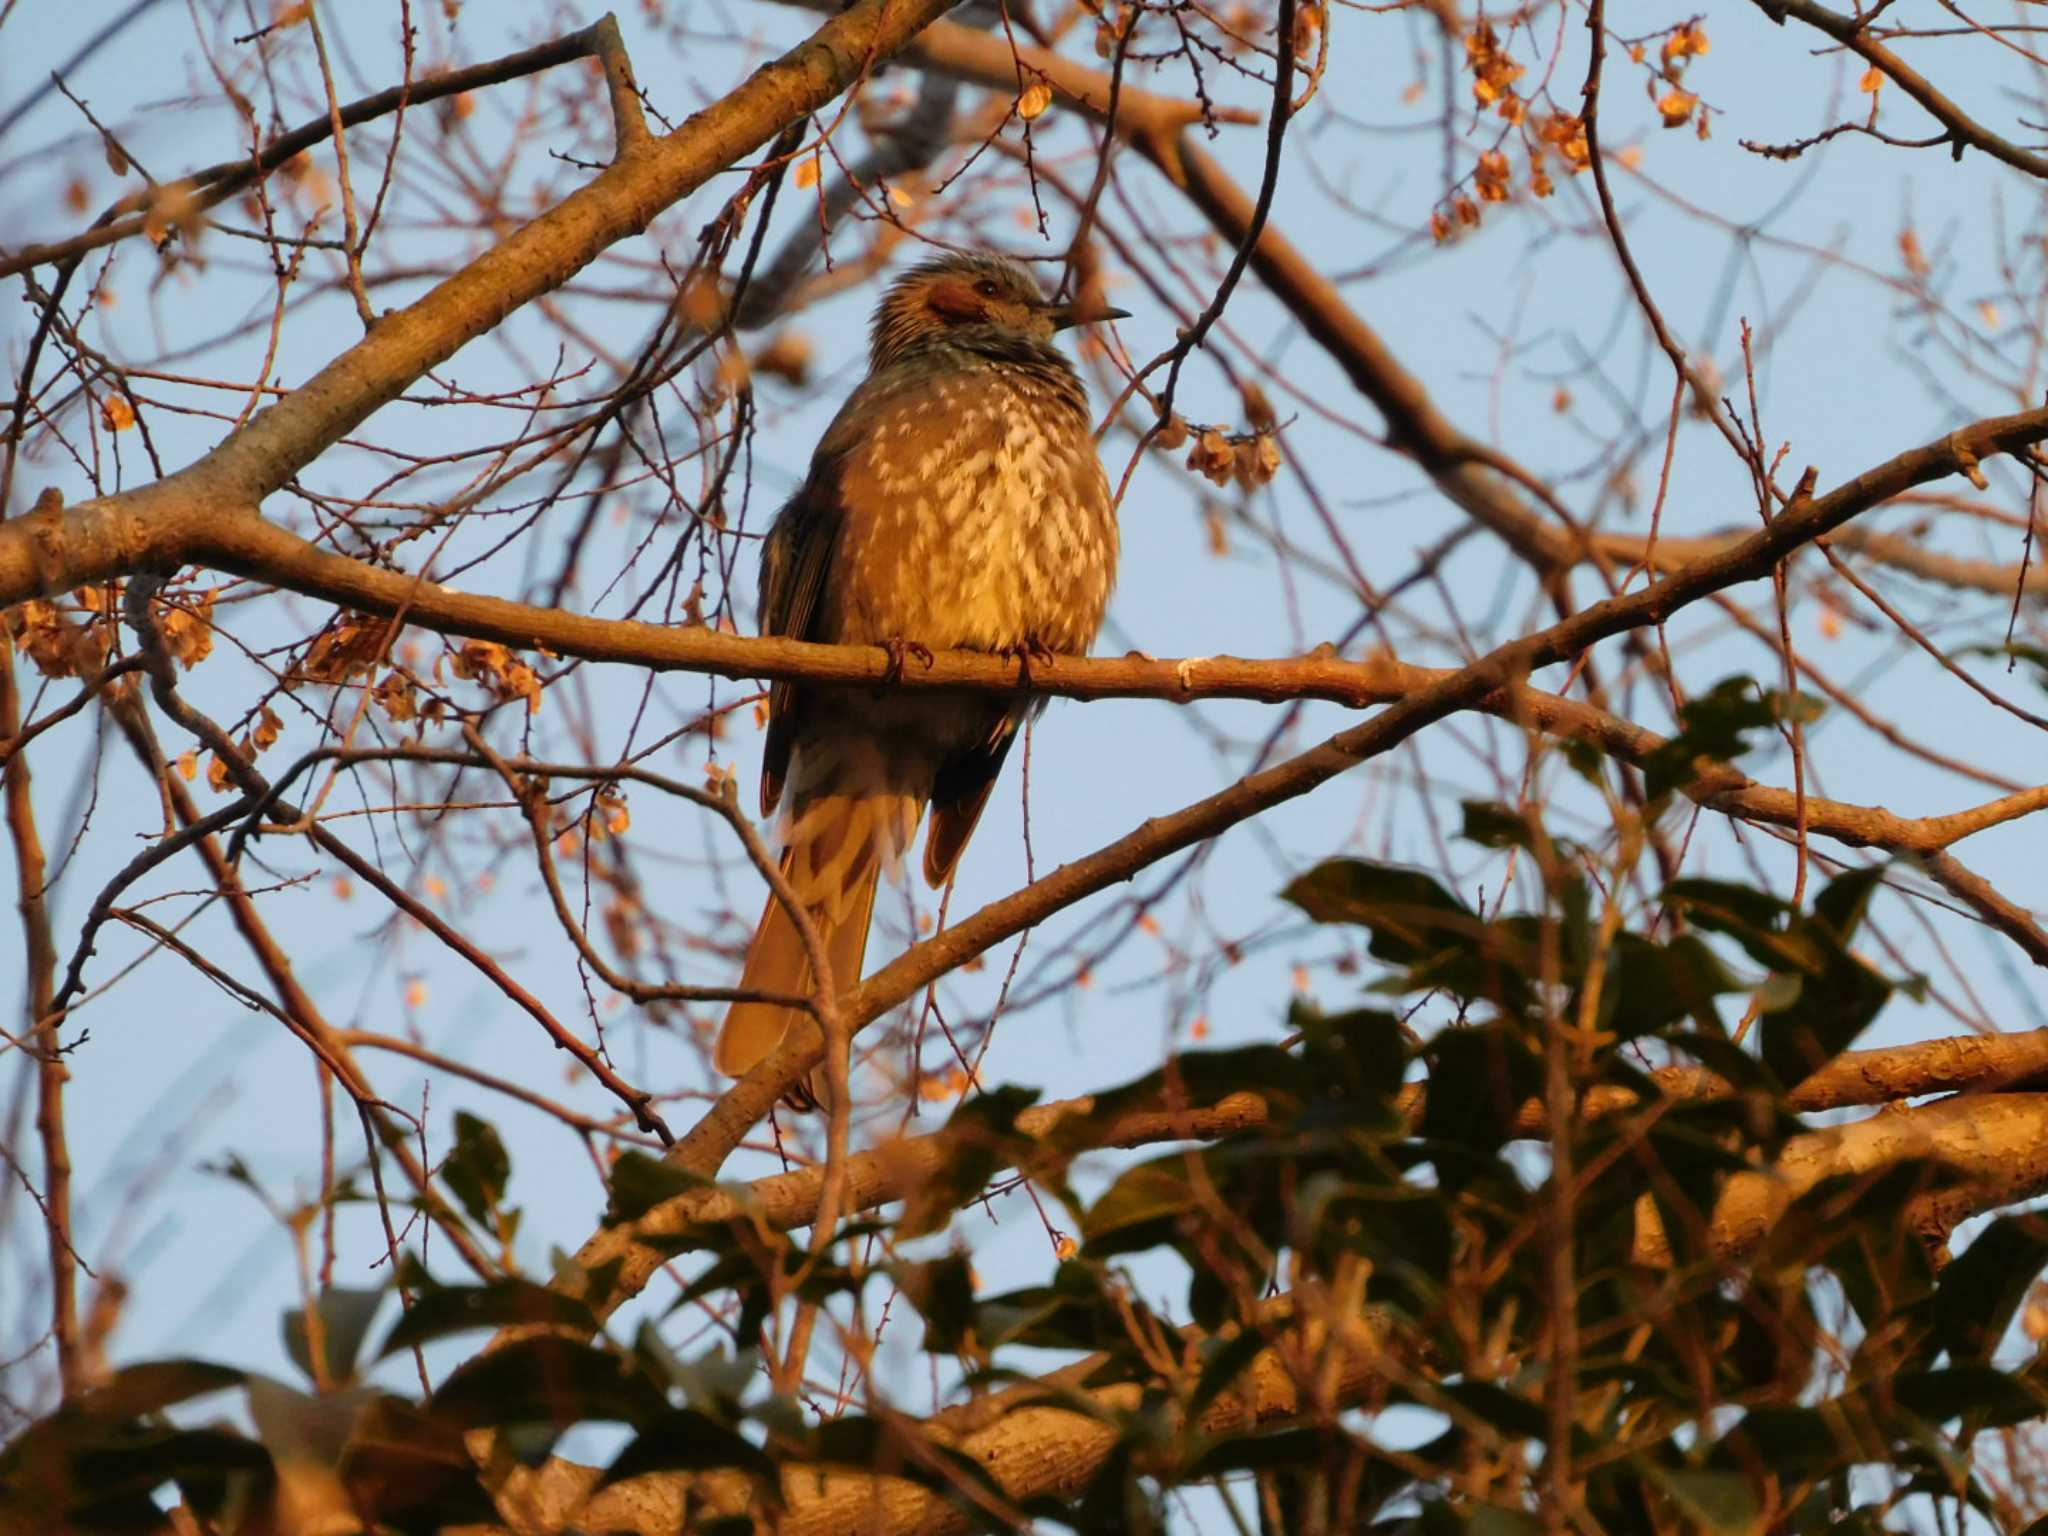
[974,279,1000,298]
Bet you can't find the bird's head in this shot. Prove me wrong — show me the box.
[868,252,1126,368]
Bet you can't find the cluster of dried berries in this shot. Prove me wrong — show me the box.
[5,596,111,679]
[1642,21,1710,133]
[445,638,545,715]
[296,613,386,684]
[4,584,215,679]
[1466,23,1525,121]
[1185,427,1283,490]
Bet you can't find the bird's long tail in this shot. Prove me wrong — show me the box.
[714,739,923,1103]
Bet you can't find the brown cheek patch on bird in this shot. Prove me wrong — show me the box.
[924,279,992,325]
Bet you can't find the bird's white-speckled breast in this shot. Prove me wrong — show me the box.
[825,364,1118,656]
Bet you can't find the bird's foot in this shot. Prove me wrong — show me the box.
[998,637,1060,688]
[880,636,935,683]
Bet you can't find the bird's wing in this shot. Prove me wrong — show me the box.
[924,709,1022,888]
[758,462,844,815]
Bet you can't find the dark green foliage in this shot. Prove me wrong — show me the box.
[7,810,2041,1535]
[895,1084,1044,1239]
[1935,1213,2048,1362]
[375,1278,599,1356]
[283,1285,384,1387]
[603,1145,716,1223]
[1665,865,1900,1089]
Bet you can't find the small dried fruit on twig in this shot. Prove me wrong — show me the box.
[4,597,109,679]
[1658,91,1697,129]
[679,273,725,329]
[373,671,418,722]
[297,616,383,683]
[1240,380,1276,433]
[1291,1,1322,57]
[142,181,200,251]
[1475,149,1512,203]
[1539,112,1590,170]
[1661,23,1709,68]
[1466,23,1525,112]
[753,331,813,385]
[1018,81,1053,120]
[605,897,642,960]
[449,639,544,714]
[1234,433,1282,489]
[158,588,216,670]
[1900,227,1930,278]
[1187,429,1236,486]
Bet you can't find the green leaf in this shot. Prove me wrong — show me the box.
[1292,1004,1409,1120]
[1711,1405,1843,1478]
[896,1085,1041,1239]
[1662,879,1804,972]
[1287,860,1540,1011]
[1418,1022,1543,1168]
[1281,860,1480,964]
[74,1360,247,1421]
[428,1337,670,1430]
[1777,1163,1939,1335]
[1757,945,1890,1091]
[1601,932,1740,1038]
[1810,863,1886,946]
[600,1408,778,1487]
[1637,1463,1762,1533]
[1935,1213,2048,1362]
[66,1426,273,1509]
[892,1253,977,1354]
[605,1149,715,1224]
[1666,870,1895,1088]
[444,1111,511,1226]
[1892,1363,2048,1428]
[1458,800,1532,850]
[1081,1158,1198,1254]
[283,1286,384,1387]
[1302,1181,1453,1306]
[1640,676,1777,800]
[970,1264,1169,1355]
[377,1279,598,1357]
[338,1395,497,1531]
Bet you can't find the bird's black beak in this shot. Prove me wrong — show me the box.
[1043,298,1131,331]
